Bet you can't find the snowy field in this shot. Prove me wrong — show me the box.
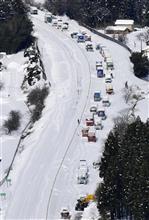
[1,10,148,220]
[126,28,148,52]
[0,52,30,181]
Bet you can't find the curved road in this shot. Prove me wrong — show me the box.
[5,13,91,219]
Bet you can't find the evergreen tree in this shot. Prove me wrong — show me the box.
[0,0,33,54]
[96,117,149,220]
[130,52,149,78]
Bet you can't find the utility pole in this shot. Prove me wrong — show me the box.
[140,36,143,53]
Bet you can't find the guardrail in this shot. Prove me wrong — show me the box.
[0,121,32,186]
[0,40,50,187]
[81,23,132,53]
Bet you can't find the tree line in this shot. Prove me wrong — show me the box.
[95,117,149,220]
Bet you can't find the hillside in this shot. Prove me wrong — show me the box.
[45,0,149,27]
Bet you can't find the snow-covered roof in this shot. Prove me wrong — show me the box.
[115,19,134,25]
[142,46,149,52]
[106,26,129,31]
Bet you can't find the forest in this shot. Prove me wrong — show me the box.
[95,117,149,220]
[0,0,33,54]
[45,0,149,27]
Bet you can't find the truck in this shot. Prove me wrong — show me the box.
[93,115,103,130]
[85,115,94,126]
[57,19,63,29]
[88,127,96,142]
[77,160,89,184]
[106,57,114,70]
[81,127,89,137]
[106,83,114,94]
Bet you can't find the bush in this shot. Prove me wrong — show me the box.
[27,87,49,122]
[130,52,149,78]
[27,87,49,106]
[3,111,21,134]
[118,35,127,44]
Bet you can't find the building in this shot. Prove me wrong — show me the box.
[105,26,130,35]
[115,19,134,31]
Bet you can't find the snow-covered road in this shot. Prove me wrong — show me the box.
[5,13,92,219]
[4,12,148,220]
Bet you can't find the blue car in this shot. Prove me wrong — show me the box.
[97,68,104,77]
[77,34,85,42]
[94,92,101,101]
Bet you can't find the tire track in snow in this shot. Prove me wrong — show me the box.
[45,33,93,220]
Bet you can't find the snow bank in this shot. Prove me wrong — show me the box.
[82,202,99,220]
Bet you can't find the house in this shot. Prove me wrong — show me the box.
[0,52,6,60]
[105,26,130,35]
[115,19,134,31]
[30,7,38,15]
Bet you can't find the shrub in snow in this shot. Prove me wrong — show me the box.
[3,111,21,134]
[27,86,49,122]
[130,52,149,78]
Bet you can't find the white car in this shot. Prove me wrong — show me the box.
[60,208,71,219]
[102,96,110,107]
[90,105,97,113]
[105,74,112,83]
[86,43,93,51]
